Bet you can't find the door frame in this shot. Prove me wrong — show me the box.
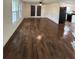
[59,7,67,24]
[30,4,42,18]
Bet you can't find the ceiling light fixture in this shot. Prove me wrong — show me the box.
[39,2,42,6]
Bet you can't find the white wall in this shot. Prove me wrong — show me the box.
[22,3,31,18]
[44,3,60,24]
[60,2,75,20]
[22,3,46,18]
[22,3,60,24]
[3,0,23,46]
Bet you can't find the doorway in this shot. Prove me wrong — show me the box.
[37,6,41,16]
[31,5,35,16]
[31,5,41,16]
[59,7,66,24]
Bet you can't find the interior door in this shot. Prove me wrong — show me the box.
[37,6,41,16]
[31,5,35,16]
[59,7,66,24]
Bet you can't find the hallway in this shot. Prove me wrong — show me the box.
[4,18,74,59]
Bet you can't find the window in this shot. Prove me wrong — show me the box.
[12,0,22,23]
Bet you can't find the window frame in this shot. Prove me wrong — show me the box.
[12,0,22,24]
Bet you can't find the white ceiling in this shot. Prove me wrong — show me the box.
[22,0,75,4]
[60,0,75,4]
[22,0,59,4]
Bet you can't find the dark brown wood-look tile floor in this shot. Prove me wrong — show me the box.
[4,18,75,59]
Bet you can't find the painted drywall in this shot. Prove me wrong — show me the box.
[60,2,75,12]
[72,15,75,23]
[60,2,75,20]
[22,2,46,18]
[3,0,23,46]
[22,3,31,18]
[71,15,75,36]
[44,3,60,24]
[22,3,59,24]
